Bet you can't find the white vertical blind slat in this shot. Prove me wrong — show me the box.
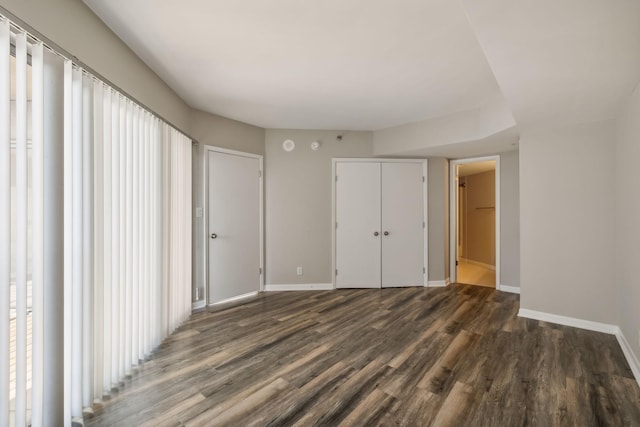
[92,80,104,401]
[0,19,9,426]
[81,73,94,409]
[118,96,126,378]
[71,66,84,420]
[131,106,139,365]
[31,40,45,427]
[124,100,132,373]
[15,31,28,427]
[110,90,120,389]
[102,86,112,395]
[143,113,151,356]
[137,110,144,361]
[62,59,73,427]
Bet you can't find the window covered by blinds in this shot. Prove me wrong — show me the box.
[0,15,193,427]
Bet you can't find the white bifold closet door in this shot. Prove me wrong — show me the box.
[336,161,425,289]
[335,162,381,288]
[208,150,261,304]
[380,162,424,287]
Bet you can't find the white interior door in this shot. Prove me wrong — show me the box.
[381,162,425,287]
[336,162,381,288]
[208,151,261,304]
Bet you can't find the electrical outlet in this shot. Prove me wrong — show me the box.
[297,266,303,276]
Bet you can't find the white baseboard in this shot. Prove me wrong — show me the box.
[518,308,619,334]
[192,300,206,311]
[497,284,520,294]
[426,279,449,287]
[265,283,334,291]
[460,258,496,271]
[209,291,258,306]
[615,329,640,388]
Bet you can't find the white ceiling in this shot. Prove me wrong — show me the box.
[84,0,640,132]
[83,0,502,130]
[461,0,640,127]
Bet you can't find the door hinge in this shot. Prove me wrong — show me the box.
[259,170,262,178]
[335,222,338,229]
[259,267,262,275]
[422,176,425,182]
[335,269,338,276]
[423,267,426,274]
[335,175,338,182]
[456,260,459,266]
[423,221,425,229]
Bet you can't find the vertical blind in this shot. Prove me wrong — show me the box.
[0,16,193,426]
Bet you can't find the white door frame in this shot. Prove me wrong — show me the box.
[449,155,500,287]
[332,158,429,289]
[202,145,264,307]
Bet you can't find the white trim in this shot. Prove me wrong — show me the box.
[208,291,258,306]
[615,330,640,388]
[203,146,264,307]
[265,283,334,291]
[517,308,619,334]
[449,155,500,287]
[332,158,429,289]
[426,280,449,287]
[496,284,520,294]
[460,257,496,271]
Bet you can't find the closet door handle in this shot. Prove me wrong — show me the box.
[373,231,379,236]
[383,231,389,236]
[210,233,218,239]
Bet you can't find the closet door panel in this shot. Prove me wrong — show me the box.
[381,162,424,287]
[336,162,381,288]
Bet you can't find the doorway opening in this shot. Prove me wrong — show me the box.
[450,156,500,288]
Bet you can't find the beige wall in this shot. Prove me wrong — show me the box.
[0,0,191,131]
[500,150,520,287]
[463,170,495,266]
[520,120,618,324]
[190,108,265,156]
[265,130,374,285]
[616,83,640,364]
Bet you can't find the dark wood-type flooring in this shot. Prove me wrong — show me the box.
[86,284,640,426]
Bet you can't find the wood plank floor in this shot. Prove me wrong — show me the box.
[86,284,640,426]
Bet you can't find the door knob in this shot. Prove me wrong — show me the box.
[373,231,379,236]
[384,231,389,236]
[210,233,217,239]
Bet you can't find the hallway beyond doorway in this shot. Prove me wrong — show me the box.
[457,259,495,288]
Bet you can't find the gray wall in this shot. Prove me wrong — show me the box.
[427,158,449,283]
[0,0,191,131]
[500,150,520,287]
[265,130,374,285]
[264,132,450,285]
[191,110,266,303]
[616,83,640,363]
[520,120,618,324]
